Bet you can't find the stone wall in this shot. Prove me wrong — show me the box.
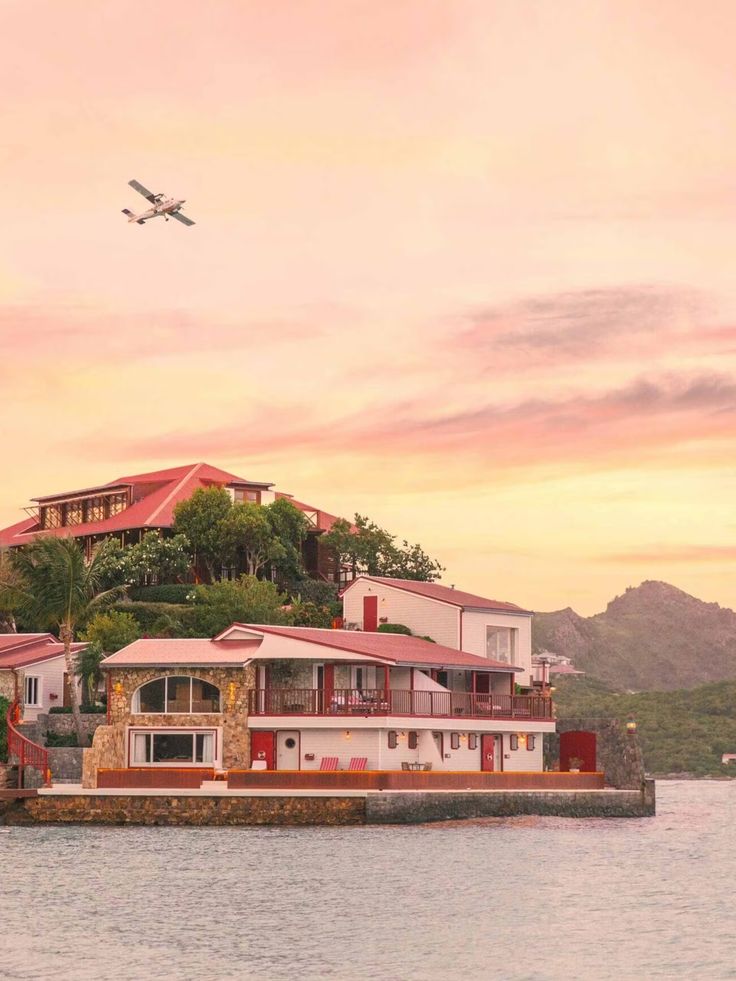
[83,665,254,787]
[553,718,646,790]
[0,670,16,702]
[39,713,106,741]
[13,793,366,826]
[1,784,655,825]
[48,748,84,782]
[366,783,656,822]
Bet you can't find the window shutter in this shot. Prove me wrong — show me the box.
[408,731,418,750]
[510,734,519,751]
[388,731,398,749]
[527,735,535,751]
[450,732,460,750]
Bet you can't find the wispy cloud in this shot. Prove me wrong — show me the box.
[602,544,736,563]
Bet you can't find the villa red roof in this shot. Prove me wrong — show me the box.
[0,462,273,547]
[345,577,532,614]
[0,633,86,670]
[224,624,521,672]
[101,638,261,667]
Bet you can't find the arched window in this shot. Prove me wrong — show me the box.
[133,676,221,714]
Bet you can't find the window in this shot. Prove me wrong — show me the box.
[527,735,536,751]
[84,496,105,522]
[106,493,128,517]
[134,677,221,714]
[408,731,418,750]
[387,731,398,749]
[64,501,84,526]
[486,627,512,663]
[352,666,377,691]
[24,676,40,707]
[468,734,478,751]
[450,732,460,750]
[510,734,519,751]
[41,505,62,529]
[233,489,260,504]
[132,731,215,766]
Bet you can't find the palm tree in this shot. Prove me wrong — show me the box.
[3,537,124,747]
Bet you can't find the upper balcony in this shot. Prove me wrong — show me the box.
[248,688,554,721]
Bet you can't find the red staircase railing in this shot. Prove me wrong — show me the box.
[5,700,50,788]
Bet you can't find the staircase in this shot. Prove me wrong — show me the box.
[6,702,50,788]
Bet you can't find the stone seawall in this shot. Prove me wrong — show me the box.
[8,794,366,826]
[366,781,656,823]
[1,782,655,826]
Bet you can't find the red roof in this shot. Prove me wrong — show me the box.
[0,633,86,670]
[101,638,262,667]
[0,462,272,547]
[345,577,531,614]
[223,624,520,671]
[275,494,349,533]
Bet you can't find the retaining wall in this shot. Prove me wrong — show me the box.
[1,781,655,826]
[39,713,106,741]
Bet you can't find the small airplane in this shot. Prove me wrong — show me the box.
[122,179,195,226]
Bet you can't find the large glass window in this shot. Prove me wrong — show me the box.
[486,627,513,663]
[134,677,221,714]
[132,731,215,765]
[41,505,62,529]
[65,501,84,526]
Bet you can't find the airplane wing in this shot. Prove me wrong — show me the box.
[170,211,195,226]
[128,179,159,203]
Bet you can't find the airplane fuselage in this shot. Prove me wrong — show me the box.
[126,198,186,223]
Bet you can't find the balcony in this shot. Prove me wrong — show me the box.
[248,689,554,721]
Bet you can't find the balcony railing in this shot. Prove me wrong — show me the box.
[248,689,553,721]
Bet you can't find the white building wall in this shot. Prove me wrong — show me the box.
[19,655,73,721]
[500,733,544,771]
[461,610,533,685]
[342,580,459,648]
[297,728,380,770]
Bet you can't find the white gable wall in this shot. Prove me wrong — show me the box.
[342,579,459,647]
[461,610,533,685]
[18,655,74,721]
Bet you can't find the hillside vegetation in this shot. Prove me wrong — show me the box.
[533,580,736,691]
[554,676,736,776]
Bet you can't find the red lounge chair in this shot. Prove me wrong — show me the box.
[348,757,368,771]
[320,756,339,771]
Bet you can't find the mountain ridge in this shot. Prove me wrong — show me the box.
[533,580,736,691]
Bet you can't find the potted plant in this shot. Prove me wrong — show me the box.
[568,756,584,773]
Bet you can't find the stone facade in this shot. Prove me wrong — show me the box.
[0,670,17,702]
[40,712,106,741]
[47,748,84,782]
[83,665,254,788]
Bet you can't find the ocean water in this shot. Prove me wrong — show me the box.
[1,781,733,981]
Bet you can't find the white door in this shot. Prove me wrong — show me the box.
[276,731,300,770]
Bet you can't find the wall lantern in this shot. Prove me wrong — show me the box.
[227,682,237,710]
[626,718,637,735]
[113,681,123,695]
[344,730,351,739]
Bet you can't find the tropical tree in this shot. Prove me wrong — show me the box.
[221,503,286,577]
[3,537,124,746]
[172,486,232,581]
[75,641,105,707]
[82,609,140,654]
[322,514,444,582]
[0,551,23,632]
[264,499,310,583]
[185,575,290,636]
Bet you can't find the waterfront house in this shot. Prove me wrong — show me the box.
[0,633,85,721]
[83,624,555,788]
[0,462,347,582]
[341,576,535,688]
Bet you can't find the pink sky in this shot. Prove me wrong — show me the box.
[2,0,736,614]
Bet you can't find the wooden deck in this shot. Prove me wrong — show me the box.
[227,770,605,791]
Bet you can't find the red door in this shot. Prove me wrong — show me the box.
[251,731,275,769]
[481,734,495,772]
[363,595,378,632]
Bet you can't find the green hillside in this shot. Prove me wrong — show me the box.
[554,676,736,776]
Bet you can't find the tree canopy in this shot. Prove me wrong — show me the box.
[322,514,444,582]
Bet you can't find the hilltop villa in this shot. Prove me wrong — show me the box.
[0,462,347,582]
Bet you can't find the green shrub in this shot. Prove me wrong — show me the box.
[110,601,188,634]
[49,704,106,715]
[287,579,341,614]
[377,623,412,636]
[45,731,79,748]
[128,584,192,604]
